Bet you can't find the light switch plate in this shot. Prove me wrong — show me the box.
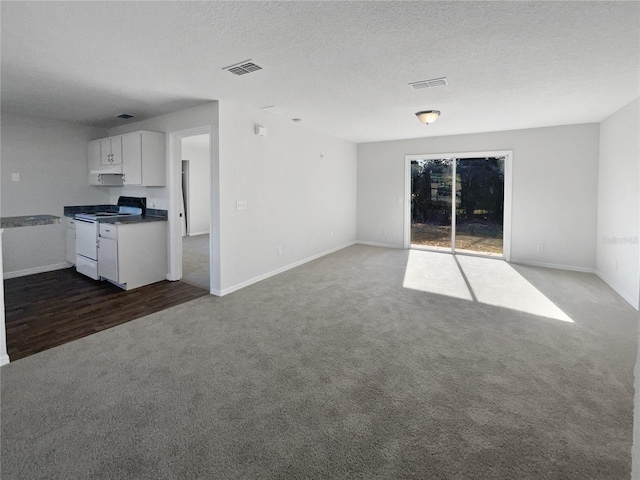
[11,173,20,182]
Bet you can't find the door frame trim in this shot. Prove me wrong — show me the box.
[404,150,513,261]
[168,126,212,286]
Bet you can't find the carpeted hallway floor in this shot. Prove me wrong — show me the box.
[1,245,637,479]
[182,233,210,290]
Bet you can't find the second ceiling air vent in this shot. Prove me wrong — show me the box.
[409,77,448,90]
[223,60,263,76]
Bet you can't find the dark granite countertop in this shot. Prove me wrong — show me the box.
[1,214,61,229]
[63,204,168,224]
[98,215,167,225]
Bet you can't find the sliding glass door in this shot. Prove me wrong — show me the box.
[409,154,507,258]
[410,159,454,250]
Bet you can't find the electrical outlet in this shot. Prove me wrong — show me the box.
[11,173,20,182]
[383,229,388,236]
[330,231,334,238]
[536,244,544,252]
[277,246,283,255]
[236,200,247,210]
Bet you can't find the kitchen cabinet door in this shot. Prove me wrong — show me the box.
[100,136,123,166]
[139,131,165,186]
[111,136,123,165]
[122,133,142,185]
[98,236,118,282]
[122,131,165,186]
[65,218,76,264]
[99,138,111,165]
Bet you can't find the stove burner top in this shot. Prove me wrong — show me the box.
[74,197,146,221]
[92,212,133,217]
[75,211,137,220]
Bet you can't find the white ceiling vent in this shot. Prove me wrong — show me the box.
[223,60,263,76]
[409,77,448,90]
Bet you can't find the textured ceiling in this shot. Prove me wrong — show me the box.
[1,1,638,143]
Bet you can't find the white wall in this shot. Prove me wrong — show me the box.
[357,123,600,271]
[1,112,109,276]
[628,97,640,480]
[182,134,210,236]
[217,101,357,293]
[596,98,640,309]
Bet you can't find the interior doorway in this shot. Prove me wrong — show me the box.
[180,134,211,290]
[404,151,512,260]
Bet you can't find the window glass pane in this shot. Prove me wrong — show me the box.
[411,159,453,250]
[454,157,505,256]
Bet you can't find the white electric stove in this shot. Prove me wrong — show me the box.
[75,196,146,280]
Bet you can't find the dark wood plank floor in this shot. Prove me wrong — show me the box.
[4,268,209,361]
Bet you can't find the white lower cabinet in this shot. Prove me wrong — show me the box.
[97,236,118,282]
[97,221,167,290]
[65,217,76,264]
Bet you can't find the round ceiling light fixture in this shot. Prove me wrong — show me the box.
[415,110,441,125]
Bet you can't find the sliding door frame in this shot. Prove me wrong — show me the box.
[404,150,513,261]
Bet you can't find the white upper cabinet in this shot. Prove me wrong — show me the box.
[122,133,142,185]
[88,131,165,187]
[100,136,122,166]
[121,131,165,186]
[88,139,121,185]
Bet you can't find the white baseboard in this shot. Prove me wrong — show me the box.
[0,354,10,367]
[187,231,209,237]
[595,271,639,310]
[356,241,404,249]
[511,260,596,274]
[219,242,356,296]
[3,262,72,280]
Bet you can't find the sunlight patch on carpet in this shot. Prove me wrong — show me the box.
[403,250,573,323]
[402,250,474,301]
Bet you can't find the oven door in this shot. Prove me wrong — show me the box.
[75,218,98,261]
[75,218,99,280]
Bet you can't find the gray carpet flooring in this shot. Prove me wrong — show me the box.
[182,233,210,290]
[1,245,637,479]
